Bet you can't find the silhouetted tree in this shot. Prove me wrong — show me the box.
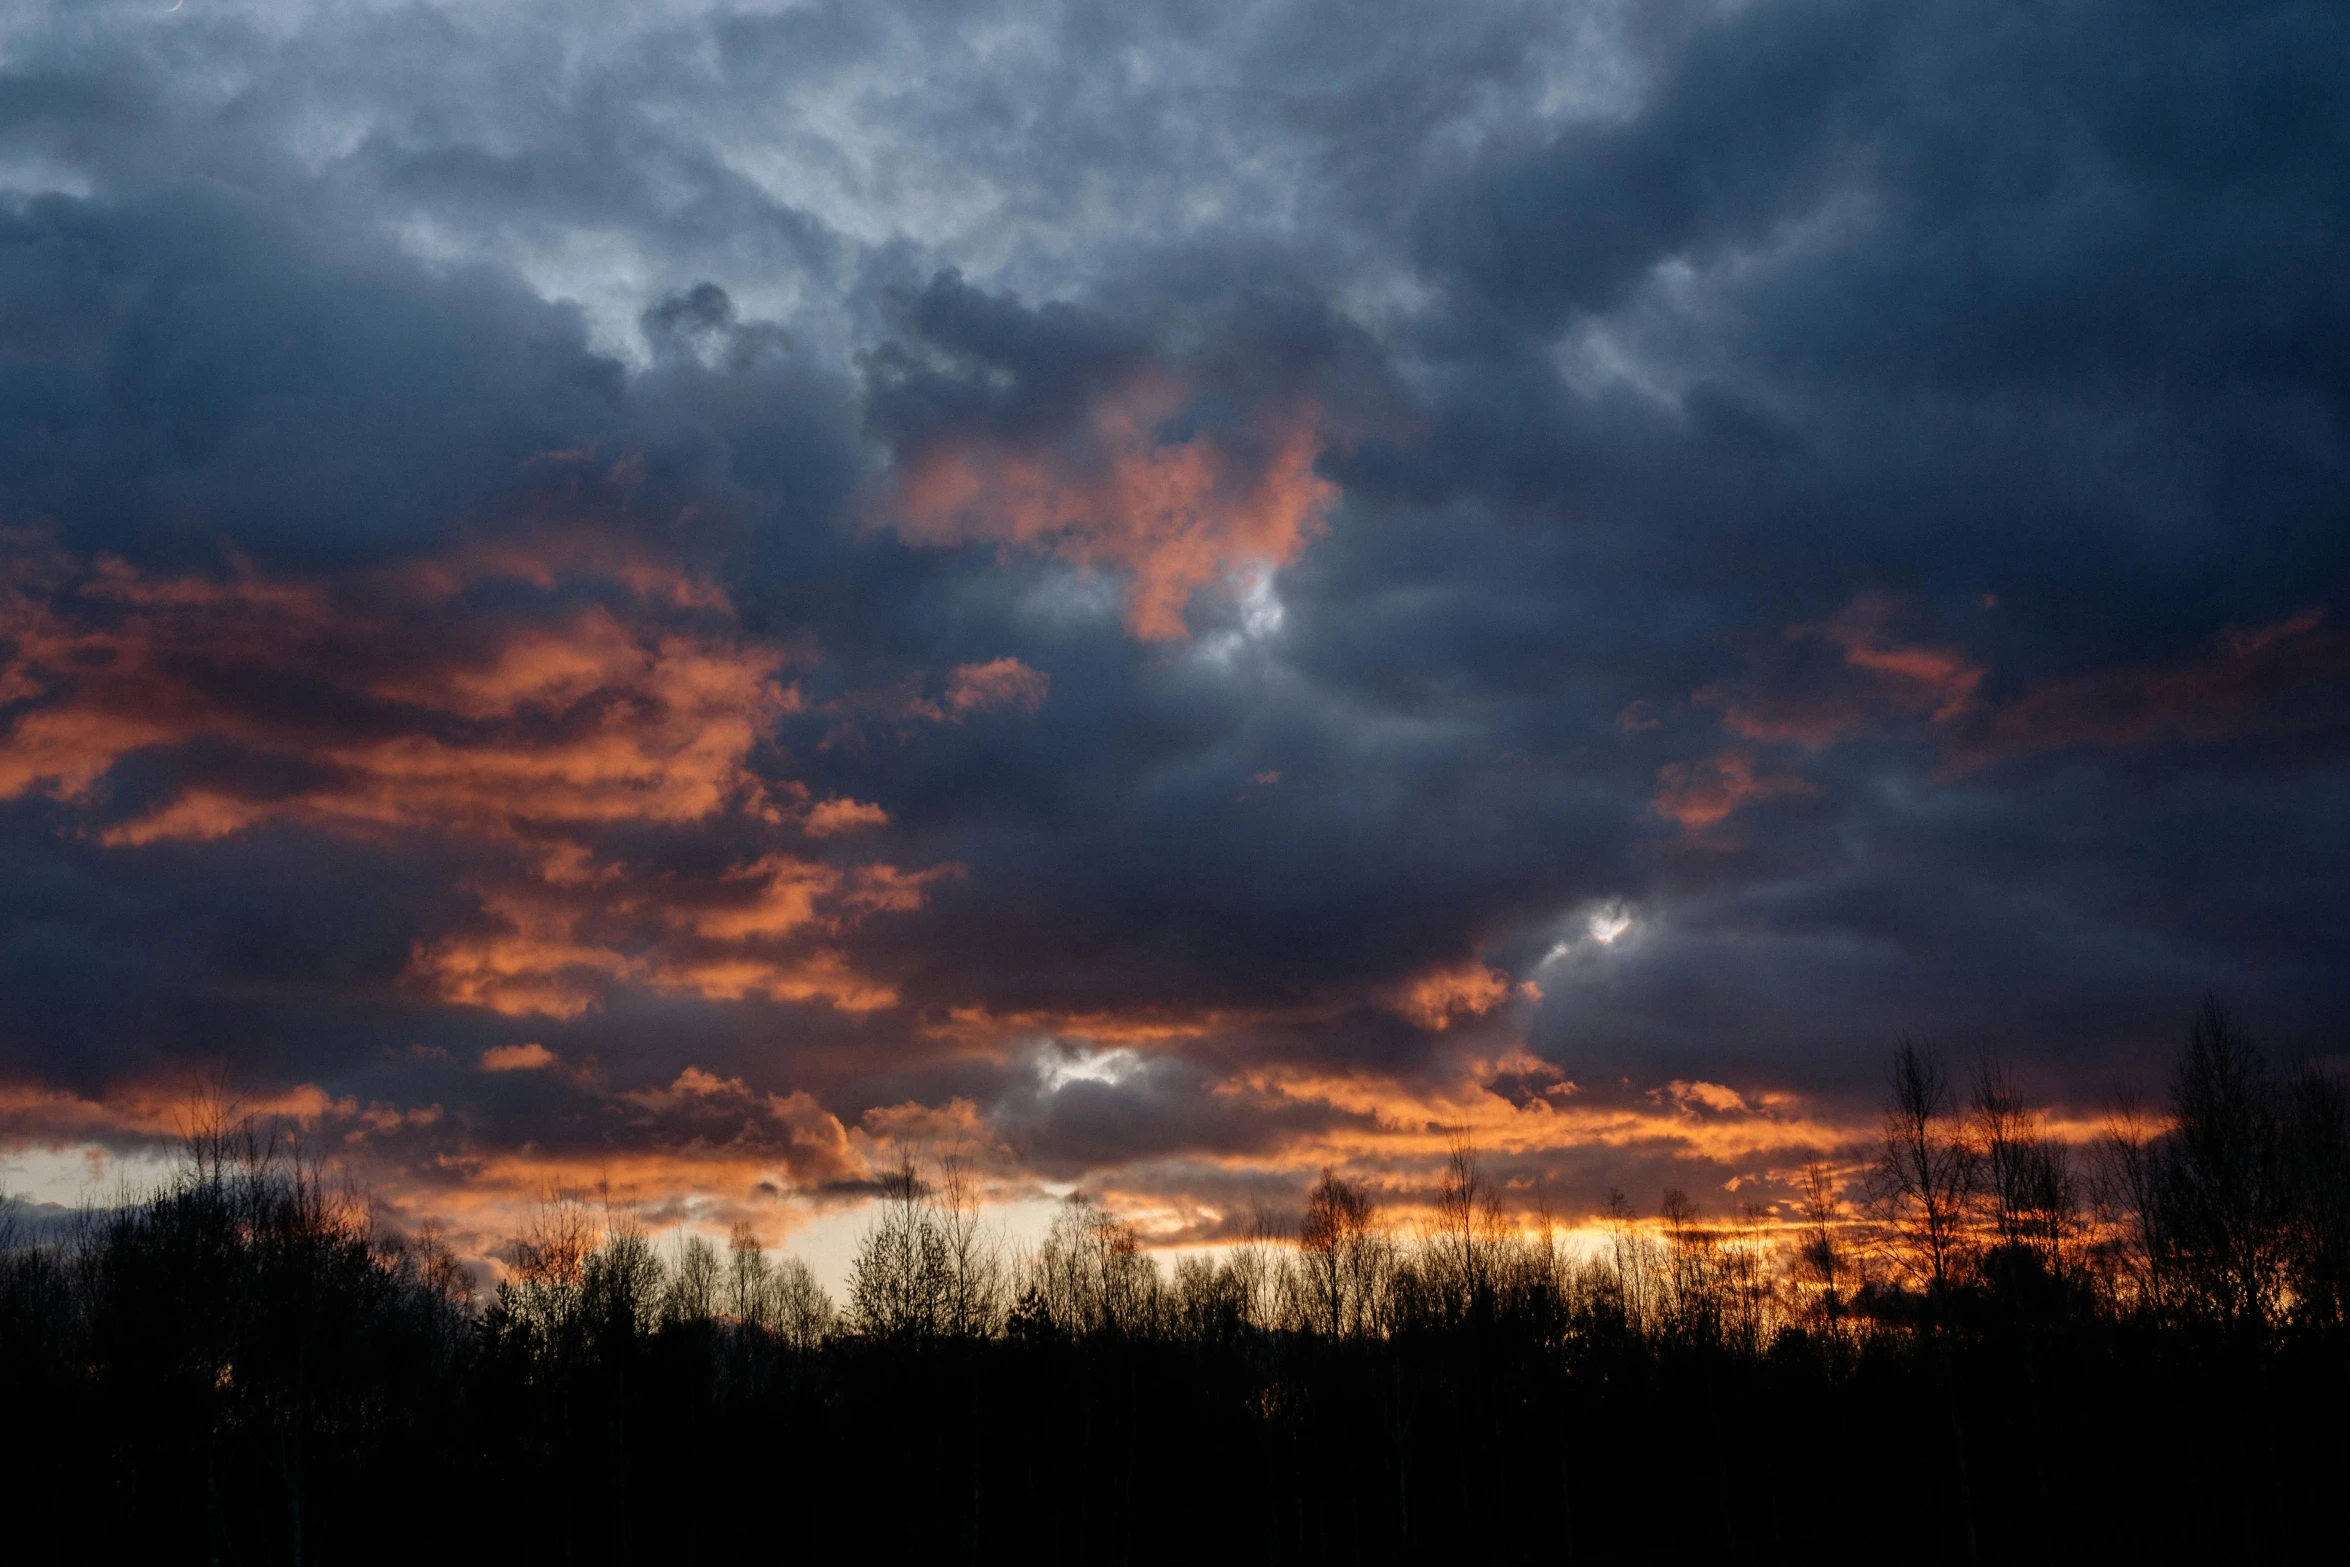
[1658,1187,1720,1343]
[1795,1161,1847,1330]
[846,1159,946,1339]
[2281,1064,2350,1328]
[2151,1000,2289,1327]
[770,1254,835,1350]
[1027,1194,1160,1338]
[726,1220,775,1327]
[664,1233,722,1324]
[846,1156,1003,1340]
[2094,1090,2167,1313]
[1299,1169,1385,1338]
[1424,1138,1505,1319]
[1874,1039,1976,1298]
[1972,1059,2076,1306]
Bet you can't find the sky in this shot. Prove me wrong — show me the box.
[1,0,2345,1271]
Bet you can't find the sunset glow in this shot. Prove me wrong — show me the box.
[5,5,2347,1560]
[0,0,2341,1321]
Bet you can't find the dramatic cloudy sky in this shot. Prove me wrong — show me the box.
[2,0,2344,1260]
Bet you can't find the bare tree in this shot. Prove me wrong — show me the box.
[1222,1200,1288,1333]
[1795,1161,1846,1330]
[1659,1188,1723,1342]
[933,1158,1008,1338]
[725,1221,774,1329]
[2153,999,2288,1327]
[2282,1063,2350,1329]
[1428,1137,1505,1317]
[1027,1194,1162,1338]
[847,1158,943,1339]
[845,1156,1003,1339]
[1874,1039,1976,1297]
[583,1213,666,1343]
[663,1233,721,1325]
[770,1255,834,1350]
[1600,1186,1659,1330]
[1972,1059,2076,1292]
[1299,1169,1386,1338]
[1725,1202,1776,1354]
[502,1191,599,1347]
[1170,1252,1251,1341]
[2091,1091,2165,1313]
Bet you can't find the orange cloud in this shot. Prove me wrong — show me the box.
[345,1088,870,1260]
[1657,1079,1751,1115]
[1689,594,2345,774]
[690,856,843,942]
[0,535,949,1021]
[412,886,636,1019]
[1972,606,2345,760]
[884,380,1336,640]
[1650,748,1820,841]
[479,1042,558,1073]
[945,657,1051,716]
[812,656,1051,745]
[1699,591,1985,748]
[647,948,901,1012]
[1393,962,1530,1031]
[804,797,890,836]
[0,1057,889,1269]
[2224,607,2326,658]
[343,1101,446,1142]
[95,788,279,847]
[854,1095,1009,1165]
[1159,1048,1878,1230]
[924,1004,1230,1050]
[0,542,789,844]
[412,851,958,1019]
[0,1078,356,1146]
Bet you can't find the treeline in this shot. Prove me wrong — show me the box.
[2,1002,2344,1565]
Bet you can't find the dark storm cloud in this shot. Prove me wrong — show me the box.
[0,189,625,564]
[0,0,2345,1239]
